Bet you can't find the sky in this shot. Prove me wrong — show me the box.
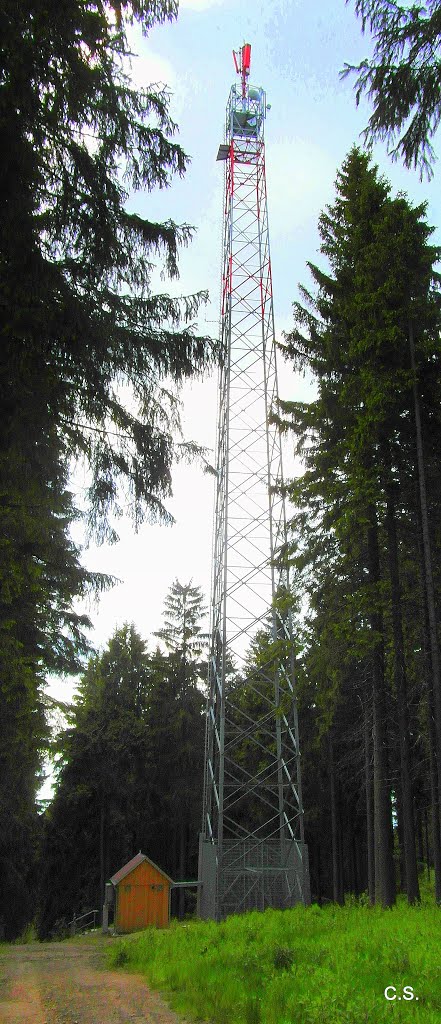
[43,0,441,742]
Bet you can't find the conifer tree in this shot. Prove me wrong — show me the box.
[344,0,441,177]
[1,1,214,934]
[39,619,202,934]
[38,593,208,935]
[153,579,207,913]
[154,579,208,665]
[0,419,107,940]
[1,0,214,539]
[38,624,153,937]
[280,147,441,904]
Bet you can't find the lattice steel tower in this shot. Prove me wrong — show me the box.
[198,45,310,920]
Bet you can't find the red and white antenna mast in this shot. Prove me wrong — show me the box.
[232,42,251,98]
[199,48,309,920]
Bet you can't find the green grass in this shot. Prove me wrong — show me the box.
[107,885,441,1024]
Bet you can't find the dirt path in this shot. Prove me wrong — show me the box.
[0,939,190,1024]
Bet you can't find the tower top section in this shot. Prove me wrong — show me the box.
[217,43,268,154]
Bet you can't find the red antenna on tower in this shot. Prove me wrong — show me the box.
[232,42,251,99]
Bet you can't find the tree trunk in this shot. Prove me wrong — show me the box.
[329,734,344,904]
[423,664,441,901]
[178,820,186,920]
[424,807,431,882]
[395,787,406,893]
[316,840,322,906]
[99,796,105,917]
[418,518,441,902]
[351,825,359,896]
[363,695,375,905]
[330,734,339,903]
[367,510,396,907]
[409,320,441,843]
[337,782,345,902]
[415,806,424,864]
[384,471,420,902]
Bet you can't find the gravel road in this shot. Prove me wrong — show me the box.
[0,938,189,1024]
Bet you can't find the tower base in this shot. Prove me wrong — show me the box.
[198,836,310,920]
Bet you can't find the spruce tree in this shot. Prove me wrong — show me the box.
[0,419,107,939]
[1,0,214,538]
[38,624,153,937]
[154,579,208,665]
[1,1,214,935]
[38,596,208,935]
[153,579,207,913]
[344,0,441,177]
[281,147,441,904]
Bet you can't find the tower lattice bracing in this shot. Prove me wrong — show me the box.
[198,45,310,920]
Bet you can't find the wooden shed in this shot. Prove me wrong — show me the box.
[109,852,172,932]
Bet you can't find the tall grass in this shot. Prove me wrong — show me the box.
[108,886,441,1023]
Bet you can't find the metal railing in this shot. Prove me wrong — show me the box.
[68,909,99,936]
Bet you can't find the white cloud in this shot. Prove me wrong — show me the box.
[266,136,335,238]
[179,0,227,9]
[125,21,178,96]
[128,46,177,93]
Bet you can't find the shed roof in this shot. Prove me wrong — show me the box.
[110,852,173,886]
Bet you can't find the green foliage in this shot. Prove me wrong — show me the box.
[272,944,295,970]
[38,623,154,938]
[0,421,109,940]
[344,0,441,178]
[111,941,130,967]
[38,622,168,934]
[154,578,208,666]
[1,0,214,940]
[38,582,208,936]
[108,897,441,1023]
[13,923,38,945]
[280,146,441,905]
[2,0,214,538]
[283,149,421,709]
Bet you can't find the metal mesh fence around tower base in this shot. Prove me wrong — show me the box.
[218,838,307,917]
